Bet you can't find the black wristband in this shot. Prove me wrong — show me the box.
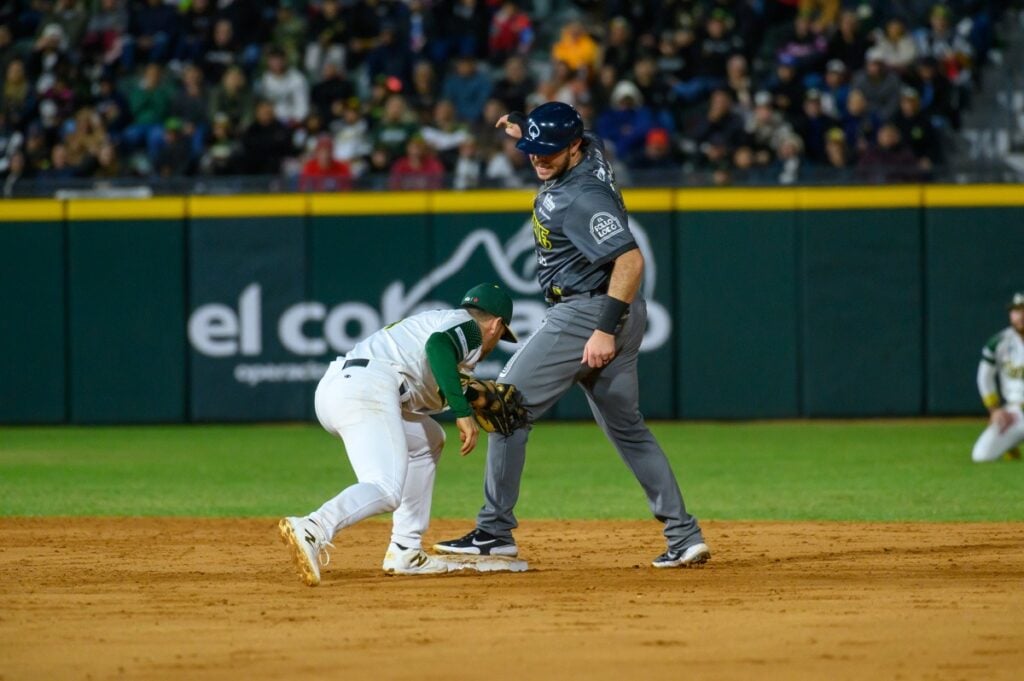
[507,111,527,129]
[596,296,629,334]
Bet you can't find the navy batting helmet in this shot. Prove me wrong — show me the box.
[515,102,584,155]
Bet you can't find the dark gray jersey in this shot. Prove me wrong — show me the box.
[530,132,637,298]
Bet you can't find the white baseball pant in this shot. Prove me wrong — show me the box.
[310,358,445,549]
[971,405,1024,463]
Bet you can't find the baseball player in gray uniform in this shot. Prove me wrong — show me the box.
[434,102,710,568]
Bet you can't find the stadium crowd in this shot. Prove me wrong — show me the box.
[0,0,1010,194]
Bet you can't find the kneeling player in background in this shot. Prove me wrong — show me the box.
[972,292,1024,463]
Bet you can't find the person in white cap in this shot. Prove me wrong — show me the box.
[972,292,1024,462]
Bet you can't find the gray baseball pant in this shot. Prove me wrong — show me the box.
[476,294,705,552]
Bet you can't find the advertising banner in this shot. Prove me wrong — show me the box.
[188,217,309,421]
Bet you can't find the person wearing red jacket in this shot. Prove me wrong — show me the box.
[299,135,351,191]
[389,135,444,190]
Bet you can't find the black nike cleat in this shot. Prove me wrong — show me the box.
[433,528,518,556]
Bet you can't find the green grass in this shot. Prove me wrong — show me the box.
[1,421,1021,520]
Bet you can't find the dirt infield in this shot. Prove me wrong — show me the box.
[2,519,1022,681]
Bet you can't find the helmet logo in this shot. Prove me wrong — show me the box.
[528,120,540,139]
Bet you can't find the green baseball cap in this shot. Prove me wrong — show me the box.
[461,283,517,342]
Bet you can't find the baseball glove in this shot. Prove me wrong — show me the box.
[462,378,527,435]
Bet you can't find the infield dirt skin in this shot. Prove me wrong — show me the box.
[1,519,1021,681]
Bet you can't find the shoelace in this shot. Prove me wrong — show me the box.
[317,540,335,567]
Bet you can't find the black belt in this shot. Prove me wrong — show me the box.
[342,358,407,395]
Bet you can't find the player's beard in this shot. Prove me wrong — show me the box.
[531,149,570,181]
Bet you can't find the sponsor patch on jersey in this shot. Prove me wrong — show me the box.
[542,193,556,212]
[589,212,624,244]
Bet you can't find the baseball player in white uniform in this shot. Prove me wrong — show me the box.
[972,292,1024,463]
[279,283,518,585]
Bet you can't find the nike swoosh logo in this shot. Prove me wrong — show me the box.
[472,538,498,546]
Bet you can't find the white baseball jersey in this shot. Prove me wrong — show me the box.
[977,327,1024,406]
[345,308,483,414]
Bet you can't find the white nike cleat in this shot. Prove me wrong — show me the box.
[279,516,334,586]
[382,543,451,575]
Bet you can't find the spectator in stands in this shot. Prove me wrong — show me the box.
[841,88,880,154]
[822,126,854,176]
[891,86,942,166]
[123,63,175,166]
[23,124,50,175]
[373,93,420,159]
[690,88,745,168]
[171,64,209,161]
[491,55,533,115]
[154,117,192,176]
[82,0,129,71]
[746,90,796,167]
[873,17,918,73]
[311,58,355,123]
[209,65,255,133]
[175,0,216,66]
[628,127,678,172]
[363,144,393,189]
[299,134,352,191]
[657,27,699,97]
[485,135,530,188]
[64,106,108,171]
[632,56,672,120]
[777,12,828,75]
[260,47,309,126]
[441,54,492,123]
[305,0,348,77]
[488,1,533,66]
[913,4,972,88]
[330,98,372,171]
[799,0,840,31]
[597,80,658,162]
[239,99,295,175]
[366,22,414,89]
[2,60,33,131]
[820,59,850,118]
[551,19,599,75]
[44,0,88,53]
[37,142,75,180]
[795,89,840,164]
[407,61,440,122]
[725,54,754,112]
[452,137,482,189]
[857,122,922,182]
[774,132,804,185]
[29,24,70,95]
[405,0,438,65]
[0,111,22,175]
[826,9,869,73]
[421,99,471,170]
[850,47,901,120]
[2,149,27,196]
[389,134,444,190]
[91,141,124,179]
[538,60,588,109]
[769,54,805,121]
[435,0,489,63]
[92,75,130,145]
[271,0,308,69]
[698,8,744,83]
[122,0,179,70]
[909,55,958,128]
[202,19,241,85]
[199,112,241,176]
[602,17,636,77]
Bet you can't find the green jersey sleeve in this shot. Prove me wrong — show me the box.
[425,320,482,417]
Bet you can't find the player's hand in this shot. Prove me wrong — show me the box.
[991,408,1017,434]
[581,330,616,369]
[455,416,479,456]
[496,114,523,139]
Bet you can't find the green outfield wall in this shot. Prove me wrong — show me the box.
[1,186,1021,424]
